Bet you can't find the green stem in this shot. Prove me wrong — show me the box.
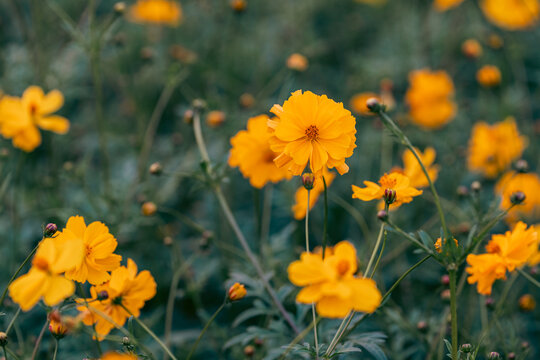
[77,283,102,356]
[185,303,225,360]
[52,339,58,360]
[305,189,319,359]
[386,220,432,253]
[0,242,40,307]
[517,268,540,288]
[370,228,387,278]
[364,223,385,277]
[279,320,317,360]
[5,307,21,335]
[322,176,328,259]
[3,346,8,360]
[30,321,48,360]
[381,255,432,304]
[449,270,458,360]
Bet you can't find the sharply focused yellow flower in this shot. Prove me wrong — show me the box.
[481,0,539,30]
[352,172,423,209]
[476,65,502,87]
[467,117,527,178]
[9,237,84,311]
[229,115,292,188]
[350,92,382,116]
[268,90,357,176]
[61,216,122,285]
[0,86,70,152]
[405,69,457,129]
[434,0,465,11]
[399,147,439,189]
[495,171,540,224]
[77,259,156,339]
[292,168,336,220]
[128,0,182,26]
[288,241,382,318]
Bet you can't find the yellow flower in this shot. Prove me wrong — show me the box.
[286,53,309,71]
[268,90,357,176]
[405,69,457,129]
[77,259,156,339]
[481,0,539,30]
[467,117,527,178]
[350,92,382,116]
[527,224,540,266]
[101,352,138,360]
[462,39,483,58]
[495,171,540,223]
[9,237,84,311]
[228,283,247,301]
[465,253,506,295]
[229,115,292,188]
[434,237,458,253]
[61,216,122,285]
[288,241,382,318]
[434,0,465,11]
[128,0,182,26]
[519,294,536,311]
[476,65,502,87]
[206,110,226,128]
[352,172,423,210]
[400,147,439,189]
[0,86,69,152]
[292,168,336,220]
[230,0,247,12]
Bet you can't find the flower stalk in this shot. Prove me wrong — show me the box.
[186,302,226,360]
[449,268,458,359]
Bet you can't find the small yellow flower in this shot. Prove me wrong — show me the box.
[128,0,182,26]
[286,53,308,71]
[228,283,247,301]
[518,294,536,311]
[288,241,382,318]
[434,0,465,11]
[481,0,539,30]
[292,168,336,220]
[206,110,226,128]
[462,39,483,58]
[477,65,501,87]
[467,117,527,178]
[495,171,540,224]
[434,237,458,253]
[229,115,292,188]
[350,92,382,116]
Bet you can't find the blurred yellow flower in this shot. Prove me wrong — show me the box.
[527,224,540,266]
[228,282,247,301]
[405,69,457,129]
[355,0,387,5]
[481,0,539,30]
[268,90,356,176]
[476,65,502,87]
[288,241,382,318]
[350,92,382,116]
[495,171,540,224]
[518,294,536,311]
[292,168,336,220]
[467,117,527,178]
[400,147,439,189]
[128,0,182,26]
[286,53,309,71]
[352,172,422,210]
[230,0,247,12]
[462,39,483,58]
[101,352,138,360]
[206,110,226,128]
[9,237,84,311]
[78,259,156,339]
[434,0,465,11]
[0,86,70,152]
[62,216,122,285]
[229,115,291,188]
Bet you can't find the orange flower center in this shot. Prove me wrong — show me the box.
[263,150,276,164]
[32,256,49,272]
[486,242,500,254]
[379,174,397,189]
[305,125,319,141]
[336,260,350,277]
[86,245,93,256]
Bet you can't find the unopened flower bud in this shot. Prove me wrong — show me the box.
[122,336,130,345]
[114,2,126,14]
[441,289,451,301]
[485,297,495,309]
[518,294,535,312]
[163,236,173,246]
[487,352,501,360]
[416,321,427,332]
[192,99,207,111]
[206,110,226,128]
[239,93,255,108]
[228,282,247,301]
[377,210,388,221]
[49,318,67,339]
[521,341,529,350]
[515,159,528,173]
[510,191,525,205]
[44,223,58,238]
[254,338,264,346]
[0,332,7,346]
[244,345,255,356]
[149,162,162,175]
[441,274,450,286]
[471,181,481,192]
[507,352,516,360]
[366,97,382,113]
[183,109,194,124]
[460,344,472,353]
[97,290,109,301]
[301,173,315,190]
[456,185,468,197]
[383,188,396,205]
[141,202,157,216]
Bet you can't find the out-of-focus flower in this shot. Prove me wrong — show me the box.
[61,216,122,285]
[350,92,382,116]
[229,115,292,188]
[462,39,483,58]
[481,0,539,30]
[434,0,465,11]
[49,317,68,339]
[228,283,247,301]
[9,237,83,311]
[476,65,501,87]
[434,237,458,253]
[527,224,540,266]
[230,0,247,12]
[495,171,540,224]
[268,90,356,176]
[352,172,422,210]
[488,34,504,48]
[141,201,158,216]
[292,168,336,220]
[77,259,157,339]
[101,352,138,360]
[405,69,457,129]
[239,93,255,108]
[518,294,536,311]
[355,0,387,5]
[128,0,182,26]
[397,147,439,189]
[467,117,527,178]
[288,241,382,318]
[206,110,226,128]
[0,86,70,152]
[286,53,309,71]
[379,78,396,111]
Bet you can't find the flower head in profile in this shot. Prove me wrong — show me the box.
[495,171,540,224]
[77,259,156,339]
[467,118,527,178]
[396,147,439,189]
[477,65,502,87]
[481,0,539,30]
[292,168,336,220]
[229,115,292,188]
[128,0,182,26]
[268,90,357,176]
[228,283,247,301]
[352,172,423,210]
[60,216,122,285]
[9,237,84,311]
[405,69,457,129]
[288,241,382,318]
[0,86,70,152]
[434,0,465,11]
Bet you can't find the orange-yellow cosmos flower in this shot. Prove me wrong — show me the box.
[60,216,122,285]
[481,0,539,30]
[476,65,502,87]
[288,241,382,318]
[495,171,540,224]
[128,0,182,26]
[77,259,156,339]
[465,253,506,295]
[268,90,357,176]
[399,147,439,189]
[467,118,527,178]
[405,69,457,130]
[352,172,423,210]
[101,352,138,360]
[434,0,465,11]
[229,115,292,188]
[9,237,84,311]
[292,168,336,220]
[0,86,69,152]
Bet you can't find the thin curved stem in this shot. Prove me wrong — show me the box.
[381,255,432,304]
[386,220,432,253]
[5,307,21,335]
[322,176,328,259]
[449,270,458,360]
[518,268,540,288]
[364,223,385,278]
[185,303,225,360]
[30,321,48,360]
[305,189,319,359]
[0,242,40,306]
[52,339,58,360]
